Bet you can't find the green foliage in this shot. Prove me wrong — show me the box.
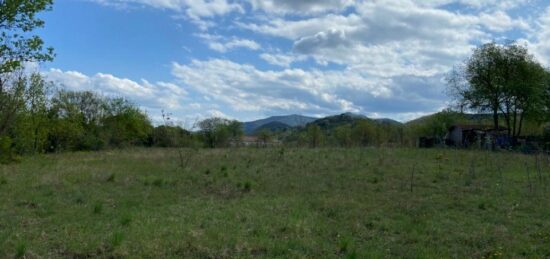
[102,98,152,147]
[151,125,194,148]
[0,0,54,73]
[198,118,242,148]
[448,42,550,138]
[334,125,353,147]
[0,135,15,164]
[256,129,272,147]
[306,124,323,148]
[352,120,375,146]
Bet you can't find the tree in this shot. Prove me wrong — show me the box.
[306,124,323,148]
[257,129,272,147]
[102,98,152,147]
[448,42,549,140]
[198,117,231,148]
[334,125,353,147]
[352,119,375,146]
[448,43,505,131]
[0,0,54,74]
[226,120,244,144]
[13,73,50,153]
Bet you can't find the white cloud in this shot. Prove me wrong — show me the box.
[259,53,305,67]
[196,33,261,52]
[83,0,548,122]
[246,0,354,15]
[241,0,530,78]
[44,68,187,111]
[171,59,447,119]
[524,6,550,66]
[92,0,243,30]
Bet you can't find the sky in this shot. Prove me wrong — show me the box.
[36,0,550,125]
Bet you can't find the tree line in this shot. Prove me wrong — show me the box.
[2,1,550,163]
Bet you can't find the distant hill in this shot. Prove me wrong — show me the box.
[253,121,292,134]
[374,118,402,125]
[308,113,402,130]
[243,114,317,135]
[308,113,362,130]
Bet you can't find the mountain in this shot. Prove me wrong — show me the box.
[308,113,403,130]
[308,113,363,130]
[243,114,317,135]
[253,121,292,134]
[374,118,402,125]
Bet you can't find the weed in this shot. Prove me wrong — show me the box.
[204,169,211,175]
[0,176,6,185]
[153,178,164,187]
[93,203,103,214]
[110,232,124,248]
[15,242,26,258]
[106,173,115,182]
[243,181,252,192]
[75,197,85,204]
[120,215,132,227]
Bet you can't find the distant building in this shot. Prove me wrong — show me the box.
[445,124,509,149]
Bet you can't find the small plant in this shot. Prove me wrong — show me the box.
[93,202,103,214]
[204,169,211,175]
[153,178,164,187]
[120,215,132,226]
[221,165,227,172]
[110,232,124,248]
[15,241,27,258]
[243,181,252,192]
[75,197,85,204]
[106,173,115,182]
[0,176,7,185]
[339,239,349,254]
[478,202,487,210]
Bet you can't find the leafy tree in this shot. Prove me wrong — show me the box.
[0,71,25,136]
[102,98,152,147]
[151,125,192,147]
[0,0,54,74]
[352,119,375,146]
[226,120,244,143]
[448,42,549,140]
[306,124,323,148]
[257,129,272,147]
[198,117,231,148]
[334,125,353,147]
[13,73,49,153]
[448,43,505,130]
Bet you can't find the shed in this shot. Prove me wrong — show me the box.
[446,124,508,148]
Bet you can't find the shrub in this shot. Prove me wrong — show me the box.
[0,136,17,164]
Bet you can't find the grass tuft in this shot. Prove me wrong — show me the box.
[15,242,26,258]
[93,202,103,214]
[106,173,115,182]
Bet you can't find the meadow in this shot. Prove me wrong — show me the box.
[0,147,549,258]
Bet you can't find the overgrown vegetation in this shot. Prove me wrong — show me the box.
[1,148,549,257]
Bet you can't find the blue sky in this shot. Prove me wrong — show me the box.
[37,0,550,125]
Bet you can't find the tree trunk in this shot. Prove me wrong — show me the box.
[493,105,499,131]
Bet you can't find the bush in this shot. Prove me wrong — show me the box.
[0,136,17,164]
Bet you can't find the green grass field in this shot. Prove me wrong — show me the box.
[1,148,549,258]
